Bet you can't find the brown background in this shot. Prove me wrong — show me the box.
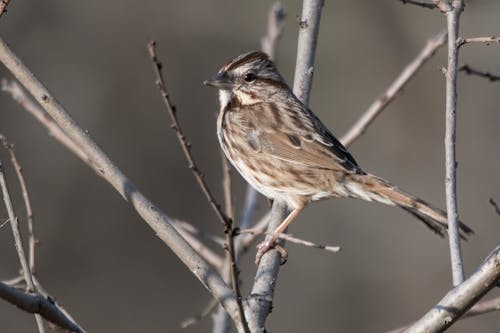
[0,1,499,332]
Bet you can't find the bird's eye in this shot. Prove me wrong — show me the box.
[244,73,256,82]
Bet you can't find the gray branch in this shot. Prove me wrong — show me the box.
[0,157,45,332]
[405,246,500,332]
[443,0,465,286]
[245,202,290,332]
[0,36,241,325]
[341,31,447,147]
[292,0,324,106]
[0,281,85,333]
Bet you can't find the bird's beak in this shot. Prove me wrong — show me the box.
[204,72,233,90]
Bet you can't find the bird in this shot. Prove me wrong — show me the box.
[204,51,473,263]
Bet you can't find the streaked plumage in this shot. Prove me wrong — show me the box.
[205,51,473,262]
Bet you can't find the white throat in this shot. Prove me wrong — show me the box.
[218,90,232,109]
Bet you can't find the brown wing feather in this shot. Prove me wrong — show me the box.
[258,129,363,174]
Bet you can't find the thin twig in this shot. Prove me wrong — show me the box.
[458,36,500,47]
[181,298,218,328]
[399,0,437,10]
[235,211,272,257]
[0,135,38,273]
[172,221,224,268]
[221,152,234,224]
[240,228,341,253]
[464,295,500,318]
[147,41,230,228]
[0,281,85,333]
[459,64,500,82]
[0,0,10,18]
[0,158,45,332]
[245,202,290,331]
[489,198,500,217]
[0,35,241,324]
[216,151,236,333]
[292,0,324,106]
[404,245,500,332]
[146,41,249,333]
[443,0,465,286]
[1,80,90,164]
[173,220,225,247]
[261,2,286,61]
[341,30,447,146]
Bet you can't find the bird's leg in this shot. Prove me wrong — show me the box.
[255,207,304,265]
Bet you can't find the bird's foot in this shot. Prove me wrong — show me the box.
[255,236,288,265]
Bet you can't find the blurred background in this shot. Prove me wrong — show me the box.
[0,1,499,332]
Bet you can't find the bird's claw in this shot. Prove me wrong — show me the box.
[255,239,288,265]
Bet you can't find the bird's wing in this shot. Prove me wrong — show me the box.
[258,126,362,174]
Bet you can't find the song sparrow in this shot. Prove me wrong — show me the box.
[205,51,473,263]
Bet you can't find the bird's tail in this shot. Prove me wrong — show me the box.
[344,173,474,238]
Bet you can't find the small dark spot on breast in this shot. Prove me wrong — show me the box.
[287,134,301,148]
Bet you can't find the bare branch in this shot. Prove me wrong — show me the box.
[245,202,290,331]
[221,152,234,222]
[458,36,500,47]
[464,295,500,318]
[1,80,90,164]
[341,30,447,146]
[0,281,84,333]
[459,64,500,82]
[171,221,223,268]
[0,0,10,18]
[0,136,38,273]
[235,211,272,257]
[398,0,437,10]
[238,187,260,232]
[240,228,341,253]
[261,2,286,61]
[292,0,324,106]
[147,41,230,228]
[181,298,218,328]
[0,35,241,324]
[173,220,225,247]
[443,0,466,286]
[405,246,500,332]
[388,295,500,333]
[0,158,45,332]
